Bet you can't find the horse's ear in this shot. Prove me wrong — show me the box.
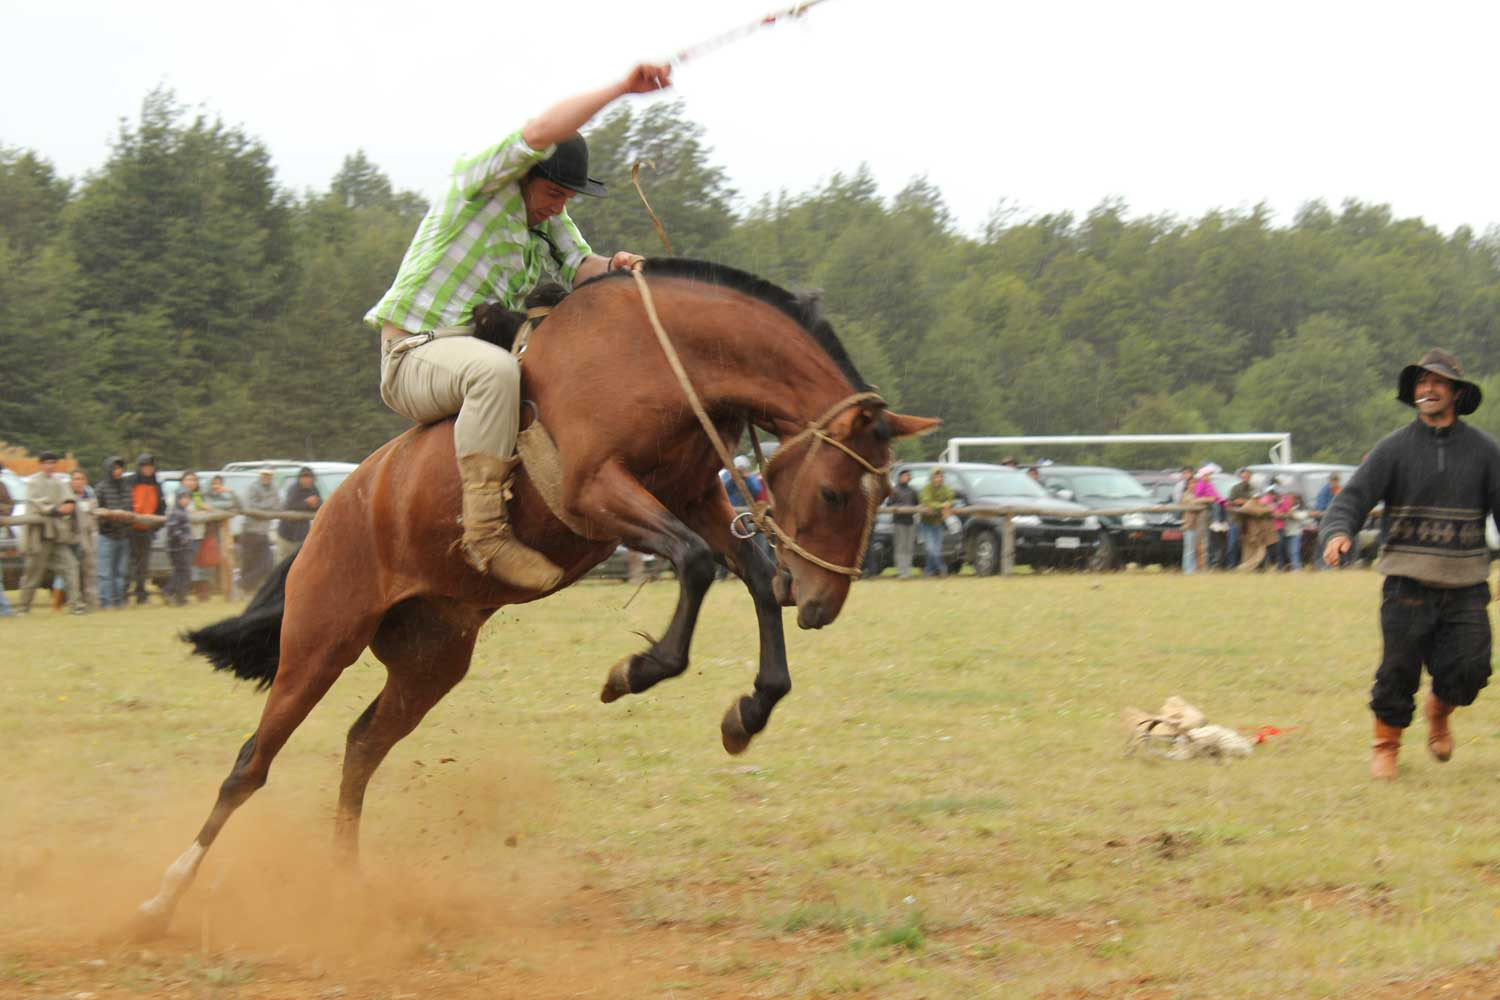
[884,412,942,440]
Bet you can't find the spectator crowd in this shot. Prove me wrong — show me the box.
[0,454,323,616]
[880,461,1356,578]
[0,446,1362,615]
[1170,463,1351,575]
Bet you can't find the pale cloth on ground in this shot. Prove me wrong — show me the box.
[1123,696,1254,760]
[380,331,520,459]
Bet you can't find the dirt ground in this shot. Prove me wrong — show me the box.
[13,576,1500,999]
[0,901,789,1000]
[0,802,816,1000]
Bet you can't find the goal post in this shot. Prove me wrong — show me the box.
[939,433,1293,466]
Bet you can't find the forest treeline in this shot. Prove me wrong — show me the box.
[4,89,1500,474]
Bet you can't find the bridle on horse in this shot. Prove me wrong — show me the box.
[630,269,889,580]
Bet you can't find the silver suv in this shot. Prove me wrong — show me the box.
[1,467,25,589]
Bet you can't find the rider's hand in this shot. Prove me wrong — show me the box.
[609,251,645,272]
[622,63,672,95]
[306,496,320,509]
[1323,535,1349,567]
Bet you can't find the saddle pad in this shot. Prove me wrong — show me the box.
[516,420,617,541]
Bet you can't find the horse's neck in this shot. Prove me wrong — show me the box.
[674,303,856,434]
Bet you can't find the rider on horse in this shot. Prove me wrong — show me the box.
[366,62,672,591]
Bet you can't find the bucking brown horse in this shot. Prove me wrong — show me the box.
[132,258,939,937]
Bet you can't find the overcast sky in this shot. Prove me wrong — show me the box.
[3,0,1496,236]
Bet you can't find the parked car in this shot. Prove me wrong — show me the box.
[1133,469,1239,567]
[1,467,27,589]
[145,462,358,589]
[1134,469,1237,507]
[865,462,1102,576]
[218,460,358,502]
[1036,465,1180,569]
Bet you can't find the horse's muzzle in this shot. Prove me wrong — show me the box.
[797,599,830,630]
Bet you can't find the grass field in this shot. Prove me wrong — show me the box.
[4,569,1500,999]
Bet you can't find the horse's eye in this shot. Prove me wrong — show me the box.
[820,487,847,509]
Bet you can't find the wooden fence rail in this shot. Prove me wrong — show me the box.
[0,509,316,529]
[5,502,1334,579]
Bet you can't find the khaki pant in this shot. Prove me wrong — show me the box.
[380,330,520,460]
[20,541,82,612]
[76,543,99,608]
[1236,535,1270,572]
[893,522,916,577]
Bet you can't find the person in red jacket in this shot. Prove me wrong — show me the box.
[125,453,166,605]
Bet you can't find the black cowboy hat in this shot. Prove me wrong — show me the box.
[1397,348,1482,415]
[530,133,608,198]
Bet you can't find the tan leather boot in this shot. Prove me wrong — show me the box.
[50,588,65,612]
[457,453,564,592]
[1371,719,1403,780]
[1424,694,1455,762]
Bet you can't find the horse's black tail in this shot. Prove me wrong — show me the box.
[183,553,295,691]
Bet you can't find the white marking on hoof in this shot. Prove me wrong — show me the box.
[721,700,752,755]
[600,657,633,703]
[137,841,206,927]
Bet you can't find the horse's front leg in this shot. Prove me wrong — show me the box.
[686,497,790,755]
[570,463,719,703]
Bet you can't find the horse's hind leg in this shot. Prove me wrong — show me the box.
[334,599,479,862]
[132,609,378,939]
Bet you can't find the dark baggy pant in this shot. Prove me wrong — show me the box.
[167,548,194,603]
[238,533,273,594]
[128,531,155,603]
[1370,576,1493,728]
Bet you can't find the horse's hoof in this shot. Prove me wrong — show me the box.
[720,700,752,755]
[124,904,171,943]
[600,657,633,704]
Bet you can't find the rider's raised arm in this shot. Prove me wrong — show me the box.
[454,131,551,201]
[521,63,671,151]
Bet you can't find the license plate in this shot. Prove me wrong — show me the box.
[1162,529,1183,541]
[1055,536,1080,549]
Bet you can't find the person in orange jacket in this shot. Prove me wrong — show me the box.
[124,453,166,605]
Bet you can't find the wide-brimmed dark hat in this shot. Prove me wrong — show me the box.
[1398,348,1482,415]
[530,134,608,198]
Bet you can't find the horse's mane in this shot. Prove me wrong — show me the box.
[583,258,871,392]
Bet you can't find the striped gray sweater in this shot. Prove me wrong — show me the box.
[1320,419,1500,587]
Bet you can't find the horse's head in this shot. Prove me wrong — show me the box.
[763,403,940,629]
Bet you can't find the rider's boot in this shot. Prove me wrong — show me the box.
[457,453,565,592]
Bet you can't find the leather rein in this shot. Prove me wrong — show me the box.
[629,269,889,579]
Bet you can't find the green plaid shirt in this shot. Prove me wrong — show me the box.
[365,131,593,331]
